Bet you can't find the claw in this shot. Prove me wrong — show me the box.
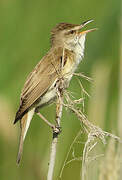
[53,126,62,138]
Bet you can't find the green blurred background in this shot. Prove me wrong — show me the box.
[0,0,121,179]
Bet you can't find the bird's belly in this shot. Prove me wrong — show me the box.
[36,86,57,109]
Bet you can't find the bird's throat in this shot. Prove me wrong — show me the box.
[74,34,86,64]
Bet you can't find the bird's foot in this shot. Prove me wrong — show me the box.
[52,125,62,138]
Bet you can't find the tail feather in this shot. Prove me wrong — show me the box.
[17,108,35,164]
[17,134,24,164]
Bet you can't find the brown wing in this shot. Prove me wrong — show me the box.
[14,47,63,123]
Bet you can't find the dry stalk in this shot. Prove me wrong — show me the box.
[47,85,63,180]
[47,60,121,179]
[59,130,82,178]
[73,72,93,83]
[62,89,122,180]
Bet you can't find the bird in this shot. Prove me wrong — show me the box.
[14,20,96,164]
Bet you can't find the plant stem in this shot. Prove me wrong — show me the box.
[47,88,63,180]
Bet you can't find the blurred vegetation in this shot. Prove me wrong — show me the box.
[0,0,121,179]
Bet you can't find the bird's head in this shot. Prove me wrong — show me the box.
[51,20,97,51]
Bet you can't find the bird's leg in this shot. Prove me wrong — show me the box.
[36,77,64,135]
[36,111,63,134]
[53,81,64,137]
[36,112,55,130]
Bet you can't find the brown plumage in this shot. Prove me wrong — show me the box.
[14,20,96,164]
[14,47,63,123]
[14,46,75,164]
[14,47,75,124]
[51,23,79,45]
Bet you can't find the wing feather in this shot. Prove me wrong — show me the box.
[14,47,63,123]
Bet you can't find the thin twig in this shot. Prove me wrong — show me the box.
[59,130,82,178]
[63,103,122,143]
[78,79,91,98]
[81,132,97,180]
[73,72,93,83]
[62,98,122,180]
[65,157,82,166]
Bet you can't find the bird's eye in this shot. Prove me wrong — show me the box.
[70,30,75,34]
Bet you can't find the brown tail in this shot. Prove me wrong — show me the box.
[17,108,35,164]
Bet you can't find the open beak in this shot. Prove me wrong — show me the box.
[79,28,98,35]
[80,19,94,28]
[78,19,97,35]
